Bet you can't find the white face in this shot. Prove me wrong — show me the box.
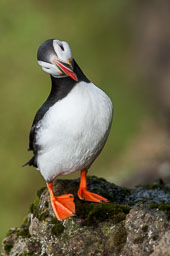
[38,40,74,78]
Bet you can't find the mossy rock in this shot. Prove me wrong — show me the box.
[51,217,64,236]
[1,177,170,256]
[149,203,170,211]
[77,202,130,225]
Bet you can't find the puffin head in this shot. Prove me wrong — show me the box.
[37,39,78,81]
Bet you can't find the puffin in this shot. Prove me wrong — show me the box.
[24,39,113,221]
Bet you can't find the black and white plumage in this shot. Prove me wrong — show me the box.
[25,39,113,183]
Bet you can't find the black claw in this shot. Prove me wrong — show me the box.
[100,199,109,203]
[72,212,77,216]
[59,218,64,222]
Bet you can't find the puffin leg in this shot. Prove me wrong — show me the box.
[77,170,109,203]
[47,182,75,221]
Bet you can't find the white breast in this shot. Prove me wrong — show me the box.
[36,81,113,182]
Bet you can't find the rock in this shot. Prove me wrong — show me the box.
[150,230,170,256]
[122,206,170,256]
[1,177,170,256]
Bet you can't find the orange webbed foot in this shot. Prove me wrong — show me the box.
[51,194,75,221]
[47,183,75,221]
[78,170,109,203]
[78,188,109,203]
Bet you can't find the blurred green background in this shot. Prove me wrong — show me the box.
[2,0,170,245]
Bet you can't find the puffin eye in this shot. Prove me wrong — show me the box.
[59,44,64,51]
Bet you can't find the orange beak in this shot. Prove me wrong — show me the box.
[56,60,78,81]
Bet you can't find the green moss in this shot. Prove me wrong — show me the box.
[113,227,127,246]
[144,184,162,190]
[22,216,29,227]
[101,225,111,236]
[6,226,30,241]
[39,209,49,221]
[135,183,162,190]
[121,219,126,226]
[78,203,130,225]
[157,204,170,211]
[51,217,64,236]
[30,198,40,215]
[149,203,170,211]
[17,227,31,238]
[4,243,13,254]
[6,228,17,237]
[29,195,51,221]
[105,225,127,253]
[37,187,46,198]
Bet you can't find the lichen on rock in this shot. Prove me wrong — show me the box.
[1,177,170,256]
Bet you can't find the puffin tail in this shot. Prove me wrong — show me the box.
[22,156,37,168]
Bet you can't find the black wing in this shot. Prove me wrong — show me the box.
[23,107,46,168]
[23,124,39,168]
